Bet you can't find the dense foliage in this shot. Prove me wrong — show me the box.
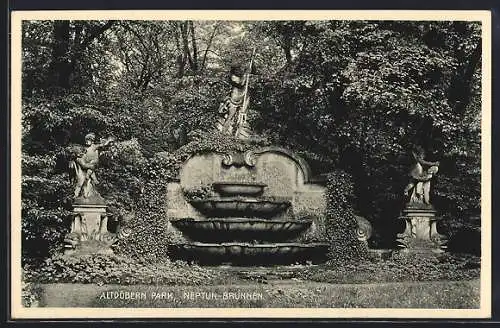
[325,171,368,263]
[21,20,482,262]
[110,155,180,262]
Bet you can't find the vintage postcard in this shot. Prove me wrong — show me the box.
[10,10,492,319]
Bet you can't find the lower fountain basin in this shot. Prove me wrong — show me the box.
[189,197,291,218]
[169,242,329,265]
[213,182,267,197]
[171,218,312,242]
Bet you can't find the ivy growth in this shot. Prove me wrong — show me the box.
[325,171,368,264]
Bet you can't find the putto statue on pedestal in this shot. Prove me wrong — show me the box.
[397,146,447,255]
[64,132,124,255]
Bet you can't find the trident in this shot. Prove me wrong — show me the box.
[235,47,256,137]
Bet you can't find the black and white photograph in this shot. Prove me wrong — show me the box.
[10,10,491,319]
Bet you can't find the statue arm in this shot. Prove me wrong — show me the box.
[410,170,433,182]
[96,137,115,150]
[411,151,439,167]
[416,157,440,167]
[75,157,97,170]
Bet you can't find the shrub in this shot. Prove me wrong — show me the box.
[298,253,480,283]
[175,130,271,161]
[325,171,368,264]
[182,184,216,201]
[23,254,220,286]
[21,172,73,262]
[22,268,43,307]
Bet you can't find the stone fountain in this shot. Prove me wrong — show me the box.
[166,147,331,265]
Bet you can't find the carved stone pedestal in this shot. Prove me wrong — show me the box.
[64,204,117,256]
[396,206,447,255]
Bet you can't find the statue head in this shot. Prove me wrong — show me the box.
[230,63,244,78]
[85,133,96,145]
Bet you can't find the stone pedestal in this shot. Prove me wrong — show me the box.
[64,204,116,255]
[396,206,447,255]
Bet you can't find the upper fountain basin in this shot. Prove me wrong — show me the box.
[213,181,267,197]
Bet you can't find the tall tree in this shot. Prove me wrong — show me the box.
[49,20,116,92]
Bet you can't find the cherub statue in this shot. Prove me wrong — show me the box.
[69,133,114,200]
[403,147,440,205]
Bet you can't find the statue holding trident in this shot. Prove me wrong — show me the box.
[216,47,256,140]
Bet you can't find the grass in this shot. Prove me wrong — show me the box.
[36,279,480,308]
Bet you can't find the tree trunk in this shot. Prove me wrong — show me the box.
[201,23,219,71]
[51,21,71,90]
[174,22,185,78]
[181,22,194,73]
[448,40,481,115]
[50,20,115,91]
[189,21,198,72]
[282,35,293,64]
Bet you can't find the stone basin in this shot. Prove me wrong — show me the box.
[169,242,329,265]
[171,218,312,242]
[213,181,267,197]
[189,197,291,218]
